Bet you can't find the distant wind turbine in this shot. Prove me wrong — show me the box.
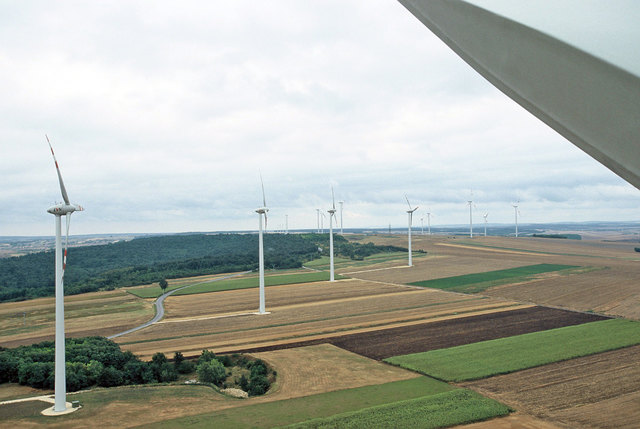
[46,136,84,413]
[483,212,488,237]
[328,187,337,282]
[405,195,419,267]
[426,210,432,235]
[339,200,344,235]
[316,209,320,233]
[285,214,288,235]
[256,175,269,314]
[320,212,325,234]
[468,192,475,238]
[512,202,520,237]
[420,217,424,235]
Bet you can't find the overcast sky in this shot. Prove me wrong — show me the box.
[1,1,639,236]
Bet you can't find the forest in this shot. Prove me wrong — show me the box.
[0,233,406,303]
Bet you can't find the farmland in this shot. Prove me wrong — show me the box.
[384,319,640,381]
[2,233,640,427]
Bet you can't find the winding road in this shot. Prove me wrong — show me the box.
[108,271,251,339]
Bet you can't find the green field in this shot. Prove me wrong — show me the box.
[385,319,640,382]
[140,377,508,428]
[170,271,343,296]
[408,263,578,293]
[305,251,426,271]
[286,389,511,429]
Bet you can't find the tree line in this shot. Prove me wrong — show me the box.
[0,233,407,303]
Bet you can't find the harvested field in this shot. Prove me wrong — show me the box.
[349,235,640,320]
[116,279,527,359]
[231,307,607,360]
[462,344,640,429]
[0,290,153,348]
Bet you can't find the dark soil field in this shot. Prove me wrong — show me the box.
[229,306,608,360]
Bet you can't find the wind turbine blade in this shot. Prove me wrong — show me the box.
[46,135,70,205]
[264,213,268,230]
[405,195,412,210]
[331,186,335,210]
[260,173,266,207]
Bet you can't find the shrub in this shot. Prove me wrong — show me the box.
[248,374,270,396]
[197,359,226,385]
[98,366,124,387]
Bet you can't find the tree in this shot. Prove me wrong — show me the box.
[159,278,168,293]
[197,358,226,385]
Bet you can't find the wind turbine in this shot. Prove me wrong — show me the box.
[426,210,432,235]
[316,209,320,233]
[46,136,83,413]
[483,212,488,237]
[339,201,344,235]
[405,195,419,267]
[256,175,269,314]
[512,202,520,238]
[320,212,325,234]
[420,217,424,235]
[328,187,337,282]
[285,214,288,235]
[468,192,475,238]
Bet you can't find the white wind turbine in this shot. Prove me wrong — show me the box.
[46,136,84,413]
[512,202,520,238]
[316,208,320,233]
[328,187,337,282]
[483,212,489,237]
[420,216,424,235]
[468,198,474,238]
[256,176,269,314]
[426,210,432,235]
[339,200,344,235]
[405,195,419,267]
[320,212,325,234]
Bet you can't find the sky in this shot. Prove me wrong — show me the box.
[1,0,639,236]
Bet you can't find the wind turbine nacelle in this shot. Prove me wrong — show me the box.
[47,203,83,215]
[255,207,269,214]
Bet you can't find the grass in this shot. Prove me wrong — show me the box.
[385,318,640,382]
[139,377,508,428]
[127,271,343,299]
[285,389,511,429]
[408,263,578,293]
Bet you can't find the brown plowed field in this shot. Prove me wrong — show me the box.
[118,279,531,358]
[461,344,640,429]
[227,307,607,360]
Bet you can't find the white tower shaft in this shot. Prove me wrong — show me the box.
[329,214,335,281]
[468,201,473,238]
[258,213,265,314]
[54,215,66,412]
[408,212,413,266]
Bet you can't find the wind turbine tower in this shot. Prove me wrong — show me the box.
[421,217,424,235]
[316,209,320,233]
[328,188,337,282]
[513,202,520,237]
[339,201,344,234]
[483,213,488,237]
[256,176,269,314]
[285,214,288,235]
[427,211,432,235]
[468,199,474,238]
[46,136,83,413]
[405,196,419,267]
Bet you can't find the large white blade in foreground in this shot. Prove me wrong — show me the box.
[399,0,640,189]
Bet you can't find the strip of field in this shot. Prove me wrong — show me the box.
[462,344,640,429]
[231,307,607,360]
[408,263,579,294]
[138,377,509,429]
[384,319,640,382]
[0,290,153,347]
[286,389,511,429]
[163,271,343,297]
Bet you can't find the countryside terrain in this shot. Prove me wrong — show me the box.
[1,232,640,428]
